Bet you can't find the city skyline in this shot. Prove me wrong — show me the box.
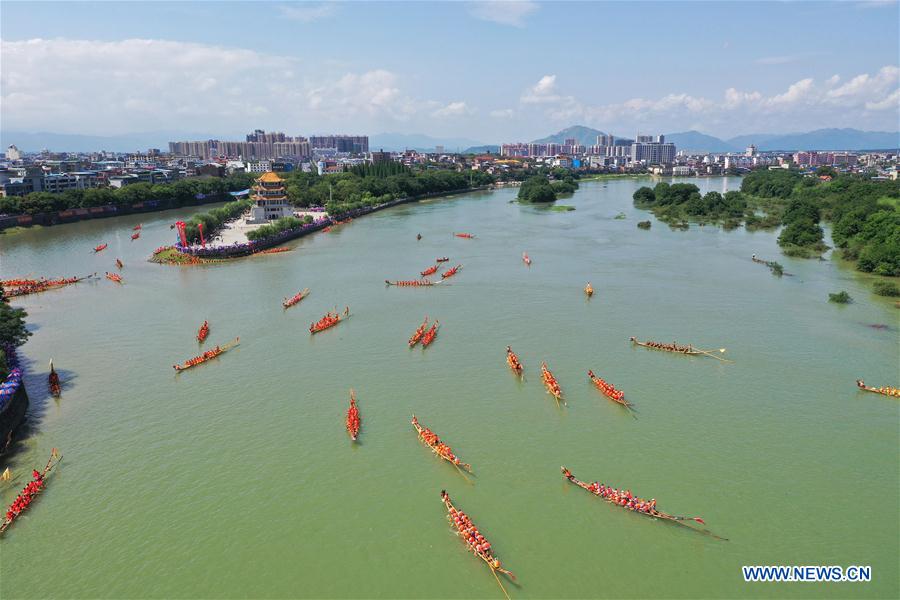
[1,1,899,141]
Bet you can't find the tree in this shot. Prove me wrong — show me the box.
[0,302,31,348]
[517,176,557,203]
[632,186,655,205]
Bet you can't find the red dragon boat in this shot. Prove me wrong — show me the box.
[93,243,108,252]
[48,360,61,398]
[440,490,516,599]
[441,265,462,279]
[131,231,140,240]
[309,307,350,334]
[173,338,239,371]
[408,316,429,347]
[541,362,564,407]
[420,264,440,277]
[588,369,633,411]
[454,232,475,239]
[385,279,439,287]
[1,449,62,536]
[411,415,471,473]
[346,390,361,441]
[283,288,310,309]
[197,320,210,343]
[105,272,122,283]
[561,466,726,540]
[506,346,523,375]
[421,322,440,348]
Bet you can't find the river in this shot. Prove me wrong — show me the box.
[1,178,897,599]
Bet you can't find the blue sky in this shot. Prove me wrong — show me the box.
[1,1,898,142]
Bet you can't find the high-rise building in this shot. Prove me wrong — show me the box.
[309,135,369,154]
[630,134,676,165]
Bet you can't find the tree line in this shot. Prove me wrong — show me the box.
[0,173,257,216]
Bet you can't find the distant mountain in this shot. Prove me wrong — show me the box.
[369,132,486,152]
[0,130,226,153]
[462,145,500,155]
[663,131,737,153]
[726,129,899,151]
[532,125,605,147]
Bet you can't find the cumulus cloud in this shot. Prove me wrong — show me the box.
[431,101,473,118]
[0,38,467,133]
[516,68,900,134]
[469,1,538,27]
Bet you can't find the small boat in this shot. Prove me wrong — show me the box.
[131,232,140,241]
[420,265,439,277]
[436,257,450,263]
[197,320,210,343]
[441,265,462,280]
[283,288,310,309]
[588,369,632,411]
[421,322,440,348]
[630,336,729,361]
[440,490,516,599]
[411,415,471,472]
[133,224,142,231]
[93,243,108,253]
[0,449,62,536]
[522,252,531,265]
[541,362,564,407]
[856,379,899,398]
[255,247,291,255]
[454,232,475,239]
[309,307,350,334]
[506,346,523,375]
[0,468,10,482]
[105,272,122,283]
[561,467,726,540]
[584,283,594,297]
[115,258,124,269]
[48,360,61,398]
[408,317,429,347]
[322,226,332,233]
[173,338,239,371]
[385,279,439,287]
[346,390,361,441]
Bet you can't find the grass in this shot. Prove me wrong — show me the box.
[829,291,852,304]
[549,205,576,212]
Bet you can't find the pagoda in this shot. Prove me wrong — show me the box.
[249,171,293,223]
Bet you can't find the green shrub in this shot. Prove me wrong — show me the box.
[828,291,852,304]
[873,280,900,297]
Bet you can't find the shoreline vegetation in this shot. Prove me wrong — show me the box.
[633,169,899,296]
[0,173,256,224]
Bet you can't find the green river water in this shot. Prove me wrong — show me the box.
[0,178,897,599]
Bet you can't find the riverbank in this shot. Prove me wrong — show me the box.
[157,185,491,262]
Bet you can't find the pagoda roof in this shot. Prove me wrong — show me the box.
[257,171,285,183]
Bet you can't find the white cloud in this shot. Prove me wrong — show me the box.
[469,1,538,27]
[278,3,339,22]
[515,68,900,135]
[490,108,515,119]
[432,101,473,118]
[0,38,469,134]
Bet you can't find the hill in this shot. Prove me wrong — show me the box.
[663,131,737,153]
[369,132,486,152]
[727,128,899,151]
[532,125,606,147]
